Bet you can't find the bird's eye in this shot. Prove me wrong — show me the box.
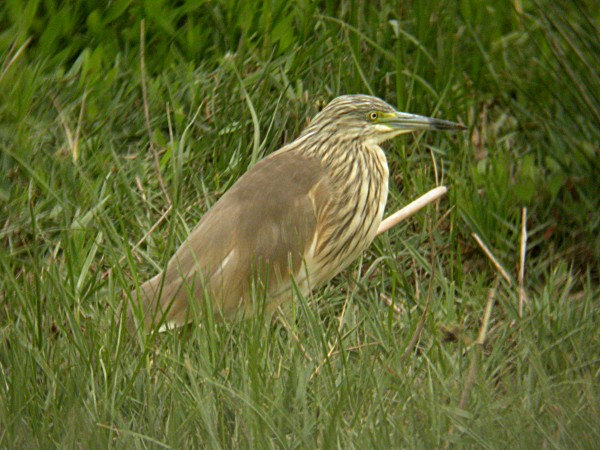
[368,111,379,121]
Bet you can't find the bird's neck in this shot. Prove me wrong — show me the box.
[288,133,390,225]
[285,131,371,167]
[289,137,390,284]
[291,135,389,191]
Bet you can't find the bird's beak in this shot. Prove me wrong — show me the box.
[379,111,466,133]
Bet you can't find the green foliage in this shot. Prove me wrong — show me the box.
[1,0,598,447]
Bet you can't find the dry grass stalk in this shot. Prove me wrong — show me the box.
[518,207,528,317]
[377,186,448,236]
[471,233,512,284]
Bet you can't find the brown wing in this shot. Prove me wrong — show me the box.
[130,150,331,330]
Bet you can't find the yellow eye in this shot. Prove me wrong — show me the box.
[368,111,379,121]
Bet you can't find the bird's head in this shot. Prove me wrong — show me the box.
[306,94,466,145]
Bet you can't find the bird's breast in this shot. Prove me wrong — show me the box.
[307,143,389,286]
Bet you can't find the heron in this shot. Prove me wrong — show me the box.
[128,94,465,332]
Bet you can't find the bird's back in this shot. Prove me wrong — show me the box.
[129,150,330,330]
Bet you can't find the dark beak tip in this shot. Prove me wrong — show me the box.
[436,121,467,131]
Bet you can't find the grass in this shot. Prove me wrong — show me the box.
[1,0,599,448]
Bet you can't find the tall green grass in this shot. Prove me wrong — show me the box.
[1,0,598,447]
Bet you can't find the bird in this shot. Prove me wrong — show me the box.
[128,94,465,332]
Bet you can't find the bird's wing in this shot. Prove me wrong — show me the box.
[132,150,332,329]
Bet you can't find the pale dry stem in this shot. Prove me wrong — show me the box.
[376,186,448,236]
[518,207,528,317]
[52,93,86,163]
[471,232,513,285]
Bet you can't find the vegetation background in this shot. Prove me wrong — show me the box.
[1,0,598,448]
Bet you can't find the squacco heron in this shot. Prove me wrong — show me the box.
[129,95,465,331]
